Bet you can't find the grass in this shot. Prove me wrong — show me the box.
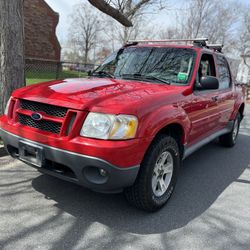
[26,70,87,85]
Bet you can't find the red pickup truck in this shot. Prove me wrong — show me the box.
[0,39,245,211]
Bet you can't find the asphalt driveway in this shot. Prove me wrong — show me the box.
[0,105,250,250]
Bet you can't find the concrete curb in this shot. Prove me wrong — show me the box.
[0,145,8,157]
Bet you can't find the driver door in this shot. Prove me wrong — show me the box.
[188,53,220,145]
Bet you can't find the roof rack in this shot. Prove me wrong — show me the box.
[126,38,208,47]
[207,44,223,52]
[125,38,224,53]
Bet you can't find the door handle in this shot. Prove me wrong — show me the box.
[211,96,219,102]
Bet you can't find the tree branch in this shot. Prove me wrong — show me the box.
[126,0,151,18]
[88,0,133,27]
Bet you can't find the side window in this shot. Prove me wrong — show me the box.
[216,55,231,89]
[196,53,216,89]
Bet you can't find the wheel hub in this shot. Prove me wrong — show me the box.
[152,151,174,197]
[232,118,239,142]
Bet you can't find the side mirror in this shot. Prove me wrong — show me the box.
[199,76,219,90]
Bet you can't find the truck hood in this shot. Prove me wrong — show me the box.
[13,78,186,114]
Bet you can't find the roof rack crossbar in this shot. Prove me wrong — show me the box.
[127,38,208,44]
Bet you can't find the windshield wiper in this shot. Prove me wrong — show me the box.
[91,71,114,78]
[142,75,170,85]
[121,73,170,84]
[121,73,142,79]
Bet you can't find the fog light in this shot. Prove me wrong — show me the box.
[99,168,107,177]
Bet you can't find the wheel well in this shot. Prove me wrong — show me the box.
[239,103,245,120]
[157,123,185,158]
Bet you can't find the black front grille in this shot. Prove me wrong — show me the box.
[18,114,61,134]
[20,99,68,118]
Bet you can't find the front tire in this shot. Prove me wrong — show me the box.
[219,113,241,147]
[124,134,180,212]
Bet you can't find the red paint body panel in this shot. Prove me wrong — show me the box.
[0,115,152,168]
[12,78,187,114]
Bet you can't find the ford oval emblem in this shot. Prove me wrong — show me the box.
[31,113,42,121]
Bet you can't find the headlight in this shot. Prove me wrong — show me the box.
[80,112,138,140]
[4,98,11,116]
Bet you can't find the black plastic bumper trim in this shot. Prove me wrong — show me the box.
[0,128,140,193]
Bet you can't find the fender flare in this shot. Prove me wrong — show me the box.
[138,104,191,145]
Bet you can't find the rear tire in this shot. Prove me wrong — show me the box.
[219,113,241,147]
[124,134,180,212]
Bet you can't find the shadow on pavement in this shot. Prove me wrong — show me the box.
[31,133,250,235]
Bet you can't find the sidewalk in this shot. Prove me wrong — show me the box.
[0,141,7,157]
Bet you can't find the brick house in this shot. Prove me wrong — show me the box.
[24,0,61,62]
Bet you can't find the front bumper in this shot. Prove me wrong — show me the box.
[0,128,140,193]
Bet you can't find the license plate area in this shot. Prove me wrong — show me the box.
[19,141,43,167]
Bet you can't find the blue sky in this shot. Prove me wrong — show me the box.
[45,0,250,44]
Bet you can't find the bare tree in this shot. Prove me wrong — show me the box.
[176,0,240,51]
[182,0,215,39]
[202,1,240,46]
[93,0,167,43]
[0,0,25,115]
[239,10,250,68]
[242,11,250,51]
[100,0,168,47]
[67,3,102,64]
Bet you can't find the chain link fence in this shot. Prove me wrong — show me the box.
[25,58,97,85]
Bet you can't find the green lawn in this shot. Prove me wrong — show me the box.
[26,71,87,85]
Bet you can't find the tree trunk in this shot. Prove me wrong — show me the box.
[84,40,89,64]
[0,0,25,115]
[122,27,129,44]
[84,50,89,65]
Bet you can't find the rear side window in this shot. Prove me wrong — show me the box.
[216,55,231,89]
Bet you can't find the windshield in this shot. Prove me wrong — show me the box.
[93,47,196,85]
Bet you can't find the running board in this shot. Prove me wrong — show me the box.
[183,121,234,159]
